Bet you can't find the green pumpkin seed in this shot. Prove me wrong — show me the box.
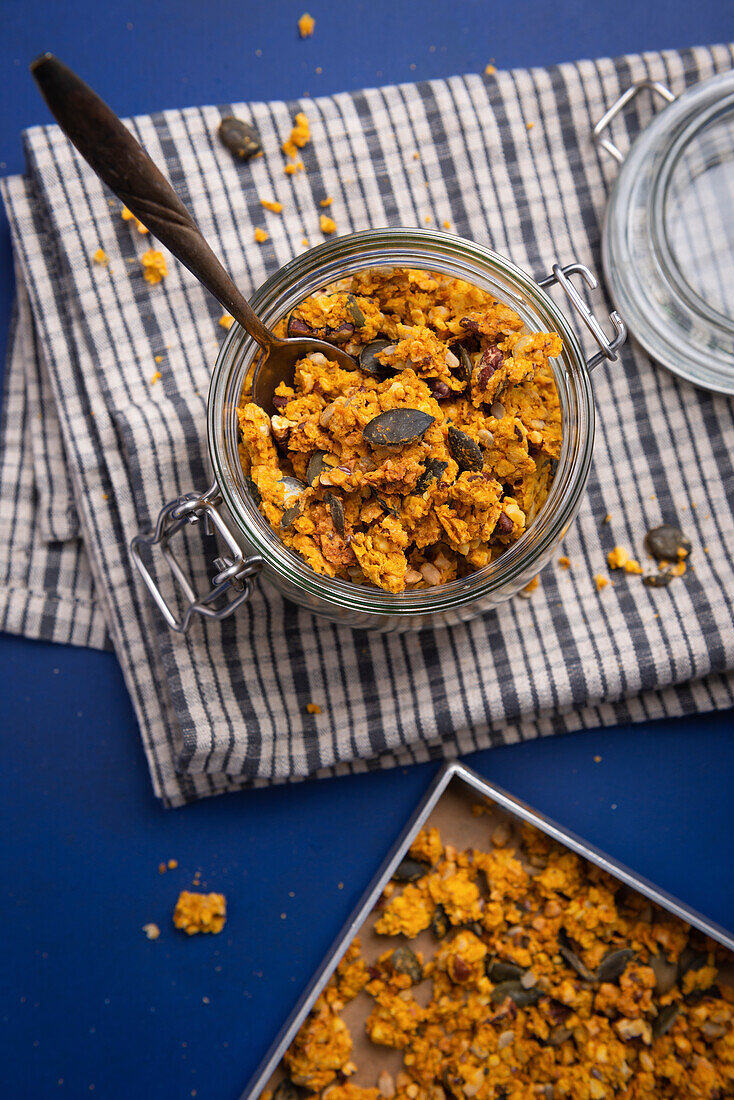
[645,524,692,562]
[346,294,366,328]
[430,903,449,940]
[392,857,430,882]
[413,458,448,495]
[678,946,708,977]
[596,949,635,983]
[652,1002,680,1039]
[359,340,395,377]
[374,493,399,518]
[306,451,327,486]
[280,501,302,529]
[245,476,262,507]
[218,116,262,160]
[449,344,472,386]
[325,492,345,537]
[558,931,595,982]
[447,427,483,472]
[650,953,678,997]
[273,1081,302,1100]
[490,980,541,1007]
[391,946,423,984]
[486,959,524,983]
[363,408,435,448]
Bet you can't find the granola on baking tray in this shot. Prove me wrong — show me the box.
[263,823,734,1100]
[238,268,562,593]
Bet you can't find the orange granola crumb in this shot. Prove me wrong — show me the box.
[301,238,309,247]
[121,206,149,234]
[608,545,643,574]
[424,215,432,224]
[671,560,687,577]
[260,198,283,213]
[521,575,540,595]
[141,249,167,284]
[142,923,160,940]
[284,161,304,175]
[158,862,167,874]
[283,112,311,159]
[150,371,162,385]
[526,121,535,130]
[320,196,333,207]
[92,248,109,265]
[254,227,269,243]
[306,702,322,714]
[485,63,497,75]
[167,859,178,869]
[319,214,337,235]
[298,12,315,37]
[154,355,163,364]
[173,890,227,935]
[442,220,451,230]
[219,314,235,330]
[595,573,608,591]
[558,555,571,569]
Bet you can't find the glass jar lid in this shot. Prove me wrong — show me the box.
[602,71,734,394]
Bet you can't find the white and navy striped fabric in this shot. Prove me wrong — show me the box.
[2,45,733,806]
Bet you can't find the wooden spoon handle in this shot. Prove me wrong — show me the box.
[31,53,275,349]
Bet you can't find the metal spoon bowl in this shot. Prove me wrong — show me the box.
[30,53,355,413]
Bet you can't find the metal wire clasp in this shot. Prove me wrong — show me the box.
[538,263,627,371]
[130,483,264,633]
[593,79,676,164]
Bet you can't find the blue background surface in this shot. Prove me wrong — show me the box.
[1,2,733,1097]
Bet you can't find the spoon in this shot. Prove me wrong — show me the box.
[30,53,355,414]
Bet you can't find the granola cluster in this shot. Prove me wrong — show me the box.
[265,822,734,1100]
[238,268,562,593]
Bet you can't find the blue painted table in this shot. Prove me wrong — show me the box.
[1,3,732,1097]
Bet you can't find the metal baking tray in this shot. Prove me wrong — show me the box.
[241,761,734,1099]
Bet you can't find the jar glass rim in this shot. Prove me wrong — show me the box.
[208,228,594,615]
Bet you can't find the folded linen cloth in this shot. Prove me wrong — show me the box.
[2,44,734,806]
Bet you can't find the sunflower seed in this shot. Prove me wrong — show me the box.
[391,946,423,984]
[218,116,262,160]
[363,408,435,447]
[645,524,692,562]
[447,427,482,471]
[414,458,449,495]
[392,857,430,882]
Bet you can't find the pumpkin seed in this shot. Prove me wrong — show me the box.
[273,1081,302,1100]
[652,1003,680,1039]
[346,294,366,328]
[306,451,327,486]
[558,931,595,982]
[363,408,435,447]
[430,903,449,940]
[244,476,262,507]
[359,340,395,377]
[280,501,302,529]
[447,427,483,471]
[391,946,423,984]
[218,116,262,160]
[373,493,399,518]
[325,492,345,537]
[645,524,692,562]
[392,857,430,882]
[490,980,541,1007]
[643,572,674,588]
[486,959,524,983]
[549,457,560,476]
[451,345,472,386]
[596,949,635,983]
[685,984,721,1006]
[679,946,707,978]
[650,953,678,996]
[414,458,449,495]
[546,1026,573,1048]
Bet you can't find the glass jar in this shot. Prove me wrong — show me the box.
[131,228,625,633]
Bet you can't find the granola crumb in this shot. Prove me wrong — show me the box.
[301,237,309,247]
[595,573,608,591]
[167,859,178,869]
[282,112,311,160]
[670,560,687,577]
[319,213,336,235]
[593,754,602,763]
[485,63,497,75]
[260,198,283,213]
[306,702,322,714]
[121,206,149,234]
[92,248,109,265]
[141,249,167,284]
[298,12,315,37]
[142,923,160,940]
[320,196,333,207]
[219,314,235,330]
[173,891,226,935]
[150,371,162,385]
[424,215,432,224]
[284,161,304,175]
[603,513,611,524]
[442,220,451,230]
[526,121,535,130]
[254,227,269,243]
[558,555,571,569]
[518,575,540,598]
[316,66,322,74]
[158,862,167,873]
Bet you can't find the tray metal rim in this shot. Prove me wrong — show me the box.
[241,760,734,1099]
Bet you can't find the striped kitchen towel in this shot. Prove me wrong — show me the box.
[2,44,734,806]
